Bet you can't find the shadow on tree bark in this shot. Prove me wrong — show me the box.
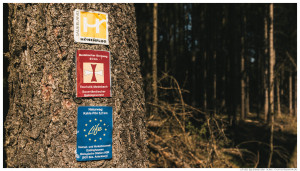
[3,3,10,168]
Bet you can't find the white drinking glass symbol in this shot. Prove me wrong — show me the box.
[84,64,103,82]
[83,17,106,33]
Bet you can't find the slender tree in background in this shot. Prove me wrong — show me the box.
[4,3,148,167]
[264,14,269,122]
[213,50,217,115]
[146,3,152,92]
[243,10,250,118]
[203,51,208,112]
[245,59,250,117]
[276,77,281,117]
[152,3,158,114]
[289,71,293,115]
[269,4,275,120]
[268,3,275,168]
[240,12,246,121]
[294,75,297,117]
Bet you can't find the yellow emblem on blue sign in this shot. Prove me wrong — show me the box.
[76,106,112,161]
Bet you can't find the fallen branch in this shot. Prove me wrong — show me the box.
[286,51,297,68]
[148,142,190,168]
[188,151,204,166]
[147,118,168,128]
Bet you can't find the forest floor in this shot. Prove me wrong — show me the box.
[146,75,297,168]
[147,111,297,168]
[224,112,297,168]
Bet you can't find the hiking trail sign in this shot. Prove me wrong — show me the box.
[74,9,109,45]
[76,106,113,161]
[76,49,111,97]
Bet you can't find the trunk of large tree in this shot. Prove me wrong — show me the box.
[4,3,148,168]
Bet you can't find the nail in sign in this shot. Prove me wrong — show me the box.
[76,49,111,97]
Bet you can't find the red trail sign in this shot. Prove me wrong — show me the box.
[76,49,111,97]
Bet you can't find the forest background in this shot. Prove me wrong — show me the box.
[135,3,297,168]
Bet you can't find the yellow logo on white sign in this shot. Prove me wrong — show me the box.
[74,9,109,45]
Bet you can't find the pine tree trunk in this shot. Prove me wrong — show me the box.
[152,3,158,115]
[268,3,275,167]
[269,3,275,118]
[245,73,250,117]
[294,74,297,117]
[264,15,269,122]
[276,78,281,117]
[240,15,245,121]
[213,51,217,115]
[244,14,249,118]
[203,51,207,112]
[4,3,148,168]
[145,3,152,101]
[289,71,293,115]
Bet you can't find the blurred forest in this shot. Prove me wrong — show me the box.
[135,3,297,168]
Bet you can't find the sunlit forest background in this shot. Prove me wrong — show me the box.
[135,3,297,168]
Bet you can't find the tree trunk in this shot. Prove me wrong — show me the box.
[152,3,158,115]
[264,15,269,122]
[4,3,148,168]
[268,3,275,167]
[213,51,217,115]
[244,14,249,118]
[203,51,207,112]
[269,3,275,118]
[294,74,297,117]
[245,69,250,117]
[228,4,238,126]
[289,71,293,115]
[145,3,152,102]
[276,78,281,117]
[240,15,246,121]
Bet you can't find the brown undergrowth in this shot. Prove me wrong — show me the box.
[146,74,296,168]
[146,74,234,168]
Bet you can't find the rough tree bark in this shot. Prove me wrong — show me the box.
[4,3,148,168]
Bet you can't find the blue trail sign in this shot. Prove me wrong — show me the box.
[76,106,113,161]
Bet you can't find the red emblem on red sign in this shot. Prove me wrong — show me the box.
[76,49,111,97]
